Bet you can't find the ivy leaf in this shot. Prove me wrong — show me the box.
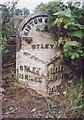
[68,31,83,39]
[71,55,75,60]
[64,24,68,29]
[73,24,82,30]
[69,41,78,46]
[53,41,58,48]
[61,8,72,18]
[63,18,75,29]
[54,17,63,27]
[54,11,61,16]
[54,8,72,18]
[78,50,83,53]
[39,2,46,11]
[36,24,46,31]
[64,18,74,24]
[75,54,79,58]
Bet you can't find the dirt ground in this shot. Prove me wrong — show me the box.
[2,44,83,119]
[2,84,68,118]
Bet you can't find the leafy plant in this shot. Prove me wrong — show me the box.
[47,99,56,109]
[9,69,19,83]
[2,23,14,40]
[36,23,47,31]
[63,41,84,60]
[1,37,8,56]
[1,1,30,57]
[36,1,84,77]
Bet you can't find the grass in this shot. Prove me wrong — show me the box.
[9,69,19,83]
[67,77,84,117]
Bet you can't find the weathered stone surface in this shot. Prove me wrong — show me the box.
[13,16,24,30]
[16,12,64,95]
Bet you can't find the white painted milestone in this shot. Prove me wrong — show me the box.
[16,12,64,95]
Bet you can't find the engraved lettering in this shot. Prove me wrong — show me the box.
[37,44,40,49]
[26,25,31,30]
[45,44,49,49]
[20,65,23,71]
[53,67,56,74]
[45,18,48,23]
[23,31,28,36]
[32,44,36,49]
[38,17,42,23]
[19,74,23,79]
[60,65,63,72]
[24,66,31,72]
[35,76,37,82]
[31,78,33,81]
[29,21,34,27]
[25,28,30,32]
[33,67,36,72]
[34,19,38,24]
[61,74,63,79]
[55,67,57,73]
[50,44,54,49]
[25,75,28,80]
[55,76,57,80]
[41,44,44,49]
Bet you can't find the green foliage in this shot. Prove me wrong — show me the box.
[9,69,19,83]
[37,1,84,76]
[2,23,14,40]
[1,2,30,57]
[2,21,14,56]
[36,24,46,31]
[63,41,84,60]
[0,37,8,56]
[2,2,29,40]
[47,99,56,109]
[15,7,30,17]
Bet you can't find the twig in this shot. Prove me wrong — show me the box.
[2,63,15,68]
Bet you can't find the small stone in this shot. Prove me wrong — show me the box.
[9,106,14,111]
[5,112,10,115]
[57,92,60,95]
[4,98,7,101]
[31,108,36,113]
[37,114,43,118]
[0,88,4,92]
[15,108,18,110]
[63,91,67,95]
[58,111,61,114]
[10,109,16,113]
[58,115,61,118]
[46,115,48,118]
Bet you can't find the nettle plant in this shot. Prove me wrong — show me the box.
[37,1,84,74]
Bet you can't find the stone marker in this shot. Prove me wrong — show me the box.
[16,12,64,95]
